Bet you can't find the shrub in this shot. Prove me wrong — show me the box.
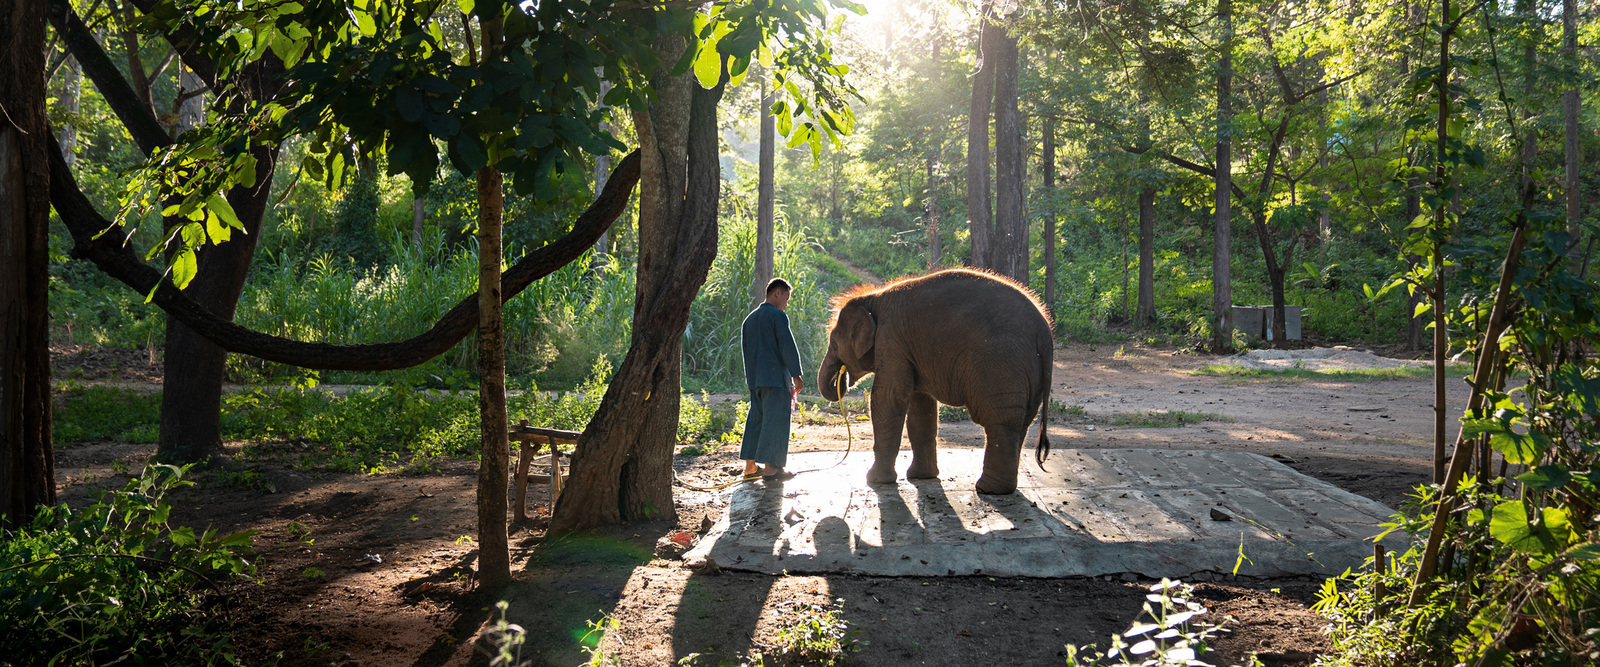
[0,465,257,665]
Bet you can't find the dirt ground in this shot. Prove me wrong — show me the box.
[49,342,1461,666]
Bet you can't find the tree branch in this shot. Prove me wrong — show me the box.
[49,135,642,371]
[126,0,216,87]
[46,0,170,154]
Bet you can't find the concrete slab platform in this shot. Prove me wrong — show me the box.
[684,449,1410,579]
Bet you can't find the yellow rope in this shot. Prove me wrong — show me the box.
[672,367,856,492]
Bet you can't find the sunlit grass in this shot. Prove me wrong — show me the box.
[1105,409,1232,428]
[1191,363,1472,382]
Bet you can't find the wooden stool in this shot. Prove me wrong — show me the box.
[509,420,581,523]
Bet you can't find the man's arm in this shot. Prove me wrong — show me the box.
[775,310,804,390]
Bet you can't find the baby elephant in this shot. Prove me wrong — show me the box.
[818,269,1054,494]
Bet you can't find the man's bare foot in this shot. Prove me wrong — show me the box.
[743,460,759,476]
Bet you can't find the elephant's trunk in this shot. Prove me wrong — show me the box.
[819,357,846,402]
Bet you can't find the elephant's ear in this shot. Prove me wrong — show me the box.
[839,303,877,362]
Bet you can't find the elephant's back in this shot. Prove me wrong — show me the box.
[877,270,1052,404]
[893,269,1051,341]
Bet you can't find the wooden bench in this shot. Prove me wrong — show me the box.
[509,420,580,523]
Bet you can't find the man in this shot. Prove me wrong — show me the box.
[741,278,805,480]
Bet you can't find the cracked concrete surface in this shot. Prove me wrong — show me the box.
[686,448,1410,578]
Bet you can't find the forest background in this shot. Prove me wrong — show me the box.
[48,0,1599,402]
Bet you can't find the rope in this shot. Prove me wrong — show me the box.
[672,367,857,492]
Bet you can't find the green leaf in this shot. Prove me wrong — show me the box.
[1516,465,1571,491]
[205,194,242,230]
[396,87,425,123]
[217,530,258,548]
[693,41,722,89]
[170,526,197,547]
[1488,501,1570,555]
[1489,429,1551,465]
[1563,543,1600,560]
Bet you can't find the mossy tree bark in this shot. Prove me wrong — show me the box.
[0,0,56,528]
[552,40,725,532]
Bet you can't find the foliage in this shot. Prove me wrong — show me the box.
[1062,579,1233,667]
[53,384,163,444]
[773,601,864,665]
[0,465,257,665]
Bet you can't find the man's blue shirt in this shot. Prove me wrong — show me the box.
[741,302,803,392]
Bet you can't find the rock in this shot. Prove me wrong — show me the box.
[1210,508,1233,521]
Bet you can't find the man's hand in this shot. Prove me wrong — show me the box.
[792,376,803,394]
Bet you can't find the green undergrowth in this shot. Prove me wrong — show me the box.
[1191,363,1471,382]
[53,360,747,475]
[0,464,258,665]
[1104,410,1231,428]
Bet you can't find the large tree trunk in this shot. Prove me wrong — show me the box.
[991,23,1024,283]
[157,141,277,462]
[1135,186,1156,325]
[1042,116,1056,313]
[966,2,996,269]
[156,62,280,463]
[1,0,55,528]
[1211,0,1234,352]
[552,40,726,532]
[752,73,775,305]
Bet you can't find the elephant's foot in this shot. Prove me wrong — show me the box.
[906,459,940,479]
[866,464,897,484]
[975,473,1017,495]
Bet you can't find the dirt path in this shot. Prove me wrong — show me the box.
[47,342,1451,666]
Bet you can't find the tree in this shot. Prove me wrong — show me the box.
[751,70,776,305]
[553,0,857,530]
[1,0,55,528]
[991,18,1025,283]
[1213,0,1234,351]
[967,1,997,269]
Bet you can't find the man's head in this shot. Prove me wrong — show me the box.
[765,278,793,310]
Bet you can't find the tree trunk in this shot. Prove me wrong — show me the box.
[119,1,152,114]
[752,73,775,305]
[552,40,726,532]
[1317,86,1330,239]
[1563,0,1580,241]
[593,78,613,265]
[1042,115,1056,313]
[991,23,1024,283]
[156,62,281,464]
[1212,0,1234,352]
[966,2,996,269]
[1518,0,1536,181]
[59,56,79,167]
[178,66,204,132]
[475,163,510,587]
[1,0,55,528]
[474,16,511,588]
[1135,185,1156,325]
[926,152,941,271]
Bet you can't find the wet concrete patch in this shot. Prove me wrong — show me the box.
[685,449,1409,578]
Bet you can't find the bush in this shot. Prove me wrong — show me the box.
[0,465,257,665]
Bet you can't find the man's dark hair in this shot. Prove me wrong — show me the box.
[766,278,793,295]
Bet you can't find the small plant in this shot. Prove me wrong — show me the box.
[0,464,258,664]
[1062,579,1231,666]
[302,566,327,578]
[484,601,530,667]
[773,601,864,665]
[579,611,622,666]
[678,443,711,457]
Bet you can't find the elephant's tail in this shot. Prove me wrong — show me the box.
[1035,359,1052,470]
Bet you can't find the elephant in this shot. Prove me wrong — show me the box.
[817,268,1054,494]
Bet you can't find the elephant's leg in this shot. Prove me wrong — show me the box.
[867,388,909,484]
[975,420,1026,495]
[905,393,939,479]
